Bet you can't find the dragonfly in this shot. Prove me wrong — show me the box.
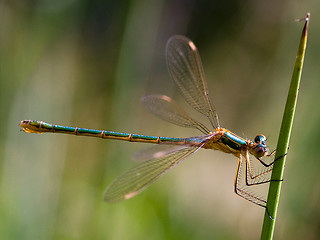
[20,35,282,218]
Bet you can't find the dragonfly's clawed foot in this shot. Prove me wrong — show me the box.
[265,207,274,220]
[270,178,284,182]
[272,152,288,163]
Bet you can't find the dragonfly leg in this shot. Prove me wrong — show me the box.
[257,152,288,167]
[234,153,275,219]
[246,159,274,186]
[234,153,268,209]
[245,151,285,186]
[245,151,272,186]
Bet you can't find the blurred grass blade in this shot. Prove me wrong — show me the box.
[260,13,310,240]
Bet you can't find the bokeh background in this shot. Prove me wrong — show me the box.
[1,0,319,239]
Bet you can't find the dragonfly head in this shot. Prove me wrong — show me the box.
[252,134,268,159]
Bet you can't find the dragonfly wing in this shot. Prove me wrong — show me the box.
[166,35,219,129]
[104,142,205,202]
[133,144,190,162]
[141,94,210,134]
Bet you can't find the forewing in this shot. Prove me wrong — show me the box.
[166,35,219,129]
[141,94,210,134]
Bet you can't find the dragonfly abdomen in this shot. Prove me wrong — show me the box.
[20,120,190,145]
[103,131,188,145]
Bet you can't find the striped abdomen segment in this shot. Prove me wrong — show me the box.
[20,120,194,145]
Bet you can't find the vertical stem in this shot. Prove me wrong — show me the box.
[260,13,310,240]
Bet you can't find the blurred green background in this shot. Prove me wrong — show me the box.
[1,0,319,239]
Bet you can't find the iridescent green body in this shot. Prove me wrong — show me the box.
[221,131,247,149]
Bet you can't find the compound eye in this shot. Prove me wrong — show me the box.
[254,146,267,158]
[254,134,266,143]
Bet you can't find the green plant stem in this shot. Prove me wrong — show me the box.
[260,13,310,240]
